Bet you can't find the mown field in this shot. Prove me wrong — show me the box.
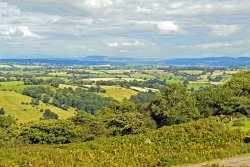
[0,91,74,123]
[0,118,249,166]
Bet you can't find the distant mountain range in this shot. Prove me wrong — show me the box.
[0,56,250,67]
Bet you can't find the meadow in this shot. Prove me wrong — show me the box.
[0,90,74,123]
[98,86,138,101]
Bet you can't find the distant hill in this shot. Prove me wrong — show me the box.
[163,57,250,67]
[1,56,250,67]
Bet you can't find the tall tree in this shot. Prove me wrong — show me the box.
[148,84,200,127]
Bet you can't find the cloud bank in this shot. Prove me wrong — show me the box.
[0,0,249,58]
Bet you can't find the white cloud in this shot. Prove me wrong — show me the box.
[106,42,119,47]
[209,25,241,37]
[122,40,145,47]
[181,40,247,49]
[84,0,113,9]
[135,21,181,34]
[105,39,154,48]
[156,21,181,34]
[23,0,123,14]
[135,6,152,13]
[105,40,145,47]
[2,26,43,39]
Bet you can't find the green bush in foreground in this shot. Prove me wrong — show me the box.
[0,118,249,166]
[0,108,5,115]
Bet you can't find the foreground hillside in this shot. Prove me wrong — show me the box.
[0,118,249,166]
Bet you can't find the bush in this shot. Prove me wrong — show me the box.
[0,115,16,128]
[42,109,59,120]
[0,108,5,115]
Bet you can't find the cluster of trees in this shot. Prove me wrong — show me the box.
[52,88,116,113]
[88,85,106,93]
[22,86,116,113]
[93,79,166,90]
[197,71,250,117]
[130,90,156,104]
[66,70,90,75]
[208,75,223,82]
[22,86,53,100]
[181,73,199,81]
[0,105,155,144]
[23,78,44,85]
[23,78,65,87]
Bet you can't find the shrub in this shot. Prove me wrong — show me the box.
[42,109,59,120]
[0,108,5,115]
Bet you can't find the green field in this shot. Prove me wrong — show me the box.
[130,73,156,79]
[0,81,56,93]
[98,86,138,101]
[2,70,42,75]
[228,118,250,132]
[0,81,30,93]
[187,82,210,90]
[48,72,71,77]
[180,70,203,75]
[0,91,74,123]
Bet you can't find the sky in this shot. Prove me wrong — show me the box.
[0,0,250,59]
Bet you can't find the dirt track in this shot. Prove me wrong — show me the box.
[185,155,250,167]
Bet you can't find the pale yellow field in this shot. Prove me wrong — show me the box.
[83,78,144,82]
[130,86,159,93]
[13,65,42,68]
[0,64,11,68]
[212,70,224,76]
[48,72,70,77]
[104,70,132,74]
[179,70,203,75]
[59,84,84,90]
[122,78,145,81]
[83,78,120,81]
[0,91,74,123]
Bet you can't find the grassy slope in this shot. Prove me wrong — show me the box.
[0,91,74,123]
[0,81,29,93]
[0,118,249,166]
[0,81,56,93]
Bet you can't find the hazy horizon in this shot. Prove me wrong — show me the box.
[0,0,250,59]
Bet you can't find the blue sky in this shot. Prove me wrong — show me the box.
[0,0,250,58]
